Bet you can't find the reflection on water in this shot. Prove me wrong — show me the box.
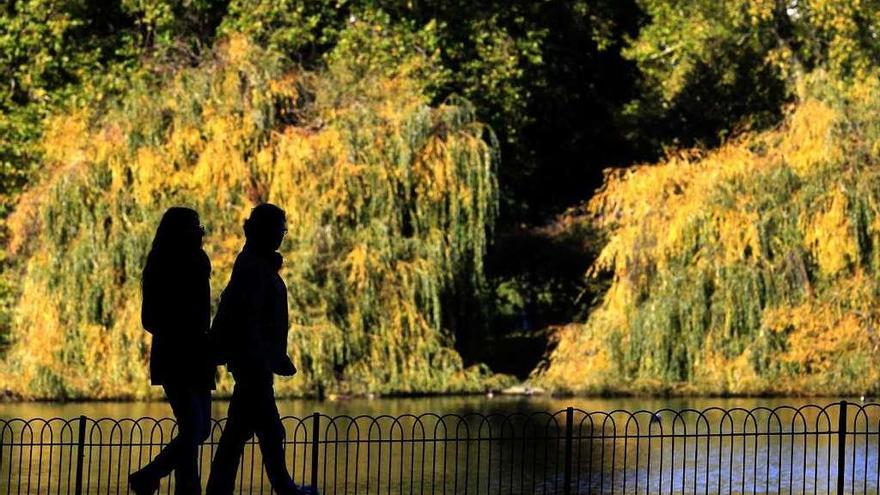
[567,402,878,494]
[0,394,860,420]
[1,395,873,494]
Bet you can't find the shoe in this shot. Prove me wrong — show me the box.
[273,355,297,377]
[279,482,315,495]
[129,471,160,495]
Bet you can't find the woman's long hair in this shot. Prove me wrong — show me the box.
[143,207,210,285]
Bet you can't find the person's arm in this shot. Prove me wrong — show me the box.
[235,263,272,372]
[271,281,296,376]
[195,254,212,334]
[140,272,164,335]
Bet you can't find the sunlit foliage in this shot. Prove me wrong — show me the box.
[624,0,880,149]
[539,73,880,395]
[0,2,643,363]
[0,32,503,399]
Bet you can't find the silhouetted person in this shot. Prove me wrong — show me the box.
[205,203,307,495]
[130,207,214,495]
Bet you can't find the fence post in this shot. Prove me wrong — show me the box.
[311,412,320,492]
[74,415,86,495]
[564,406,573,495]
[837,400,847,495]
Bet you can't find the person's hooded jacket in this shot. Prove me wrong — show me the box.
[211,244,292,380]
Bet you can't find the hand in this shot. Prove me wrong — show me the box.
[274,355,297,377]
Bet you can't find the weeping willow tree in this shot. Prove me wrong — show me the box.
[0,28,503,399]
[539,73,880,396]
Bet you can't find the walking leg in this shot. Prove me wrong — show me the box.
[131,385,190,491]
[252,382,301,495]
[205,383,254,495]
[173,388,212,494]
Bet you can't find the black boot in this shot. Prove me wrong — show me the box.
[129,470,160,495]
[277,481,316,495]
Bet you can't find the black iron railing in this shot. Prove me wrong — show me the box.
[3,401,880,494]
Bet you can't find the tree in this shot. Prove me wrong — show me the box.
[538,0,880,395]
[0,33,508,398]
[624,0,880,150]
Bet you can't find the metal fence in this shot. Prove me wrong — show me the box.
[2,401,880,494]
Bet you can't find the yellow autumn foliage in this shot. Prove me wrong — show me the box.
[0,34,506,399]
[539,72,880,395]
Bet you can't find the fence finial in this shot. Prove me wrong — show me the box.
[74,415,87,495]
[564,406,574,495]
[837,400,848,495]
[311,412,320,492]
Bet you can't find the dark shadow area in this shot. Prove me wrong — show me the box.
[451,213,608,379]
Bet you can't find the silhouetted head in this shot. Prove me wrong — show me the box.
[152,207,205,252]
[143,207,209,283]
[244,203,287,252]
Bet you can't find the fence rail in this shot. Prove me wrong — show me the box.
[3,401,880,494]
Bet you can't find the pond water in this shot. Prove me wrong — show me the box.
[2,395,871,494]
[0,394,857,420]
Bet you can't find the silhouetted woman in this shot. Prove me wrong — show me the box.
[130,207,214,495]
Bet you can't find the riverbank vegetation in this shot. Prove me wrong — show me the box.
[537,0,880,396]
[1,29,512,399]
[2,1,879,398]
[538,74,880,395]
